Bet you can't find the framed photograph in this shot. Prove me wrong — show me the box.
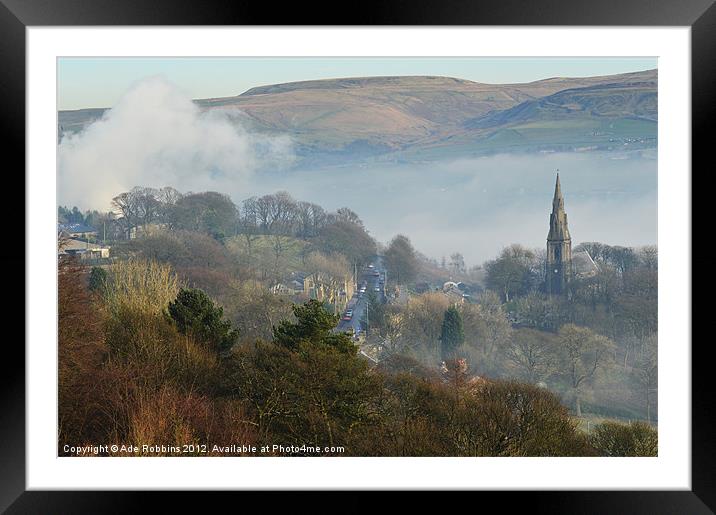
[5,0,711,510]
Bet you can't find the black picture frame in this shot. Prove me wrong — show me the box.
[3,0,711,511]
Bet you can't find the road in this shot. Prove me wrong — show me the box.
[336,256,386,337]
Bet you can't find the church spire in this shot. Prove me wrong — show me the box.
[546,172,572,295]
[548,172,570,241]
[552,173,564,212]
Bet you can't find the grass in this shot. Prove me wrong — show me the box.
[226,234,311,272]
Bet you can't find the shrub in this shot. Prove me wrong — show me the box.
[58,258,110,450]
[375,366,594,457]
[103,259,180,316]
[126,386,256,456]
[104,305,219,392]
[460,380,595,456]
[88,266,108,293]
[589,421,658,456]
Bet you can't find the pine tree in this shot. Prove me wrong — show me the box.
[168,288,239,354]
[273,299,356,354]
[439,305,465,361]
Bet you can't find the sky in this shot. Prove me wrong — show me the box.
[58,57,657,111]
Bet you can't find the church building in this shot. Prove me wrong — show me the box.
[546,173,572,295]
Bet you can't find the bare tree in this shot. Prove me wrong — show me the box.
[502,328,558,384]
[382,307,404,353]
[557,324,615,416]
[238,197,262,262]
[335,207,364,228]
[308,203,328,235]
[111,190,141,238]
[254,195,272,232]
[484,244,536,302]
[156,186,183,206]
[511,291,565,331]
[471,291,512,375]
[268,191,298,235]
[384,234,419,286]
[449,252,466,275]
[638,245,658,271]
[111,186,166,237]
[156,186,183,223]
[296,201,318,238]
[287,200,329,241]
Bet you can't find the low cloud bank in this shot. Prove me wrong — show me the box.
[258,153,657,266]
[58,76,294,210]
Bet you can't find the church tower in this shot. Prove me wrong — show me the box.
[546,173,572,295]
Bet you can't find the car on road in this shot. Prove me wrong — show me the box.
[374,286,381,292]
[342,310,353,321]
[367,264,374,269]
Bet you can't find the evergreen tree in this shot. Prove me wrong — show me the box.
[439,305,465,360]
[168,288,239,354]
[58,205,86,224]
[273,299,355,354]
[88,266,108,294]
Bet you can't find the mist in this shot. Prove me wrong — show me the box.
[58,76,294,211]
[250,153,657,266]
[57,77,656,267]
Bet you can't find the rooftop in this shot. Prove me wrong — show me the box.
[58,222,97,235]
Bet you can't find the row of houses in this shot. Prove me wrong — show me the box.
[270,270,354,314]
[58,223,111,261]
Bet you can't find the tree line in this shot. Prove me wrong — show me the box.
[59,256,656,457]
[61,186,371,244]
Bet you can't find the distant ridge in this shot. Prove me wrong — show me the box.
[240,75,479,96]
[59,69,657,165]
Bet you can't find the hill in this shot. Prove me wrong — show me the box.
[58,69,657,164]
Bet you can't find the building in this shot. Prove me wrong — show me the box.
[442,281,472,302]
[58,237,111,260]
[57,222,98,240]
[546,173,572,295]
[269,282,299,295]
[303,272,354,313]
[289,271,308,292]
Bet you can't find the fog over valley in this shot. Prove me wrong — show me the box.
[250,154,657,266]
[58,76,657,267]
